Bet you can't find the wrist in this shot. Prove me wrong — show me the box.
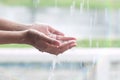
[0,30,29,44]
[12,30,29,44]
[20,30,31,45]
[21,29,37,45]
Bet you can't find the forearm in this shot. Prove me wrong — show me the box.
[0,30,27,44]
[0,18,29,31]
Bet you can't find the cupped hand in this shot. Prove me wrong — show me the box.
[25,29,76,55]
[29,23,76,44]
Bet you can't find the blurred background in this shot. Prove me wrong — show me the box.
[0,0,120,80]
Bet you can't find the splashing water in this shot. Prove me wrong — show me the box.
[33,0,104,80]
[89,9,97,48]
[70,0,76,16]
[92,11,97,47]
[86,0,90,11]
[30,0,108,80]
[48,56,58,80]
[30,0,40,22]
[85,55,108,80]
[79,1,104,80]
[80,0,85,13]
[105,8,112,46]
[55,0,100,79]
[89,17,93,48]
[82,60,96,80]
[33,0,40,9]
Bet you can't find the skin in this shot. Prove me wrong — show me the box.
[0,18,77,55]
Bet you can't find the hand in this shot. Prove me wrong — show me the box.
[25,29,76,55]
[29,23,64,36]
[29,23,76,44]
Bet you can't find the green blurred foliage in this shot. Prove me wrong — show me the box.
[0,39,120,48]
[0,44,32,48]
[0,0,120,9]
[77,39,120,48]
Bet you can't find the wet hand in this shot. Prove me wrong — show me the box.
[25,29,76,55]
[29,23,77,46]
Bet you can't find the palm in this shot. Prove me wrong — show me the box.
[26,29,76,55]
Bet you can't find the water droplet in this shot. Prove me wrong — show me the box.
[70,0,76,16]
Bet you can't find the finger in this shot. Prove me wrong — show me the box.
[38,32,60,46]
[48,26,64,36]
[44,41,76,55]
[56,36,76,41]
[57,40,76,54]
